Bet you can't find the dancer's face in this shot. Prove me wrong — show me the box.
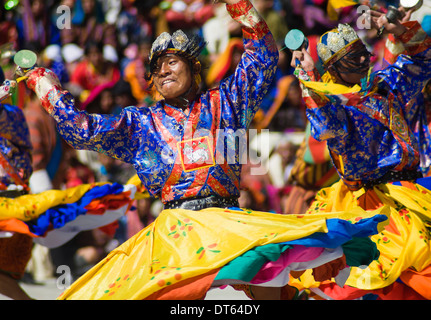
[330,44,372,86]
[152,54,193,100]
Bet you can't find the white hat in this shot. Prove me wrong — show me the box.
[62,43,84,63]
[103,44,119,63]
[44,44,62,61]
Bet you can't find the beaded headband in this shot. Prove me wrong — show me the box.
[317,24,360,66]
[149,30,206,73]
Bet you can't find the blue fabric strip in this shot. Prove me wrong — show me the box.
[282,215,386,248]
[391,176,431,189]
[215,214,385,282]
[26,183,124,236]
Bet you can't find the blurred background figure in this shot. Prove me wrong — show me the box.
[205,37,243,88]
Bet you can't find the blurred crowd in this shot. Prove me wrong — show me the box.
[1,0,431,283]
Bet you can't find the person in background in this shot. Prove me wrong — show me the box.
[283,123,338,215]
[15,0,61,50]
[164,0,215,33]
[205,37,244,88]
[253,0,288,43]
[111,79,137,114]
[70,40,120,100]
[61,0,116,48]
[123,39,158,106]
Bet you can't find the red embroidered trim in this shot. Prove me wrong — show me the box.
[227,0,270,40]
[226,0,253,19]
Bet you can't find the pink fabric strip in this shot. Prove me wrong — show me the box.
[250,245,324,284]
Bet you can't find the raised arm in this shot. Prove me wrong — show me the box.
[380,20,431,97]
[291,48,342,143]
[25,68,143,164]
[219,0,279,129]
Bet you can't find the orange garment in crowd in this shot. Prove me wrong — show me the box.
[123,59,153,103]
[206,38,244,88]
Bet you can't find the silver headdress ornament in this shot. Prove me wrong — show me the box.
[149,30,206,72]
[317,23,360,65]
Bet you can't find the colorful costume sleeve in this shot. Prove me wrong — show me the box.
[220,0,279,129]
[379,21,431,116]
[382,21,431,177]
[26,67,143,165]
[0,103,33,189]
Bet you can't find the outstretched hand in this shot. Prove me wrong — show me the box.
[399,6,415,23]
[369,9,407,37]
[24,67,61,92]
[290,47,315,71]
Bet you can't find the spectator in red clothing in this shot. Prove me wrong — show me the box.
[70,41,121,93]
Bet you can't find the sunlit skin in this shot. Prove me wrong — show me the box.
[152,54,200,109]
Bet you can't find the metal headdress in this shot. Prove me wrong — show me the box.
[149,30,206,73]
[317,24,360,66]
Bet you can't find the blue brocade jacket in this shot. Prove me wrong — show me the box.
[0,103,32,190]
[31,0,279,203]
[296,21,431,190]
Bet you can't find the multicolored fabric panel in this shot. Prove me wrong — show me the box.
[0,182,136,248]
[289,177,431,300]
[57,205,388,300]
[0,103,32,189]
[213,237,378,288]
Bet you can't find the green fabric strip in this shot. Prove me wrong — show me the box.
[214,243,291,282]
[342,237,379,267]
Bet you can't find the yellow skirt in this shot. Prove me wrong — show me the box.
[57,203,389,300]
[289,179,431,299]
